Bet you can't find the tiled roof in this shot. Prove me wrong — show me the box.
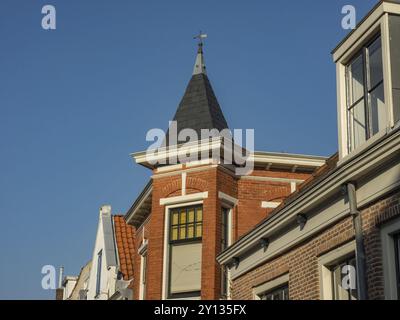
[113,215,135,280]
[165,73,229,145]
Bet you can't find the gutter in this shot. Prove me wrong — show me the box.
[345,182,368,300]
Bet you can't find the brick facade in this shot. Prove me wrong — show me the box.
[131,164,314,300]
[230,190,400,300]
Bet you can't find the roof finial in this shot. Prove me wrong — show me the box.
[193,31,207,75]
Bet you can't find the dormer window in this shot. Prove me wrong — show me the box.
[346,35,386,152]
[333,2,400,161]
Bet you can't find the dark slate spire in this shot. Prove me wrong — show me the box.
[165,38,229,146]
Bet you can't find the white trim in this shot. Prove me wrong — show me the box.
[240,175,305,184]
[138,240,148,300]
[252,152,326,168]
[132,136,326,171]
[318,241,356,300]
[218,191,238,206]
[261,201,281,209]
[156,164,183,173]
[252,274,289,300]
[186,158,218,167]
[290,182,297,193]
[138,239,148,256]
[220,203,234,300]
[381,217,400,300]
[152,164,218,179]
[159,192,208,206]
[181,172,187,196]
[334,3,399,160]
[161,200,204,300]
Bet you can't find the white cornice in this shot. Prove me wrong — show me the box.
[159,192,208,206]
[218,192,238,206]
[131,137,326,172]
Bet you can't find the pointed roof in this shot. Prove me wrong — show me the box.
[165,42,229,146]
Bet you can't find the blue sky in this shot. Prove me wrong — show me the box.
[0,0,377,299]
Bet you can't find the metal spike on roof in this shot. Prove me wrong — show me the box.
[193,32,207,75]
[164,35,229,147]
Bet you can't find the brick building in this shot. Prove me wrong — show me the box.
[217,0,400,300]
[125,38,326,300]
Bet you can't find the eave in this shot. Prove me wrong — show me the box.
[124,181,152,228]
[131,137,326,172]
[217,127,400,269]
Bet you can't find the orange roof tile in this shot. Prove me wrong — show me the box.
[113,215,135,280]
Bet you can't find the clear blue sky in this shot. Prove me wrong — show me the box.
[0,0,377,299]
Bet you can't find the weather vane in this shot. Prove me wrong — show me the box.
[193,31,207,46]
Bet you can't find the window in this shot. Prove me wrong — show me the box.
[168,205,203,298]
[319,241,356,300]
[253,274,289,300]
[330,256,358,300]
[395,233,400,299]
[221,207,230,298]
[258,284,289,301]
[381,219,400,300]
[170,206,202,242]
[346,35,386,152]
[96,250,102,297]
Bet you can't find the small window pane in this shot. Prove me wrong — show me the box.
[172,212,179,225]
[196,224,202,238]
[349,54,365,104]
[331,256,357,300]
[171,227,178,241]
[180,211,186,224]
[179,225,186,239]
[370,83,386,135]
[259,284,289,300]
[332,263,349,300]
[187,224,194,238]
[349,99,367,150]
[368,37,383,89]
[188,209,195,223]
[196,208,203,222]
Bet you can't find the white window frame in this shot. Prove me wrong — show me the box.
[220,203,233,300]
[161,200,204,300]
[318,241,356,300]
[381,217,400,300]
[218,192,236,300]
[252,273,289,300]
[138,239,148,300]
[335,13,394,162]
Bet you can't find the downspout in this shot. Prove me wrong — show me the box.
[346,182,368,300]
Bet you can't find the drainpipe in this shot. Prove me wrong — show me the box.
[346,182,368,300]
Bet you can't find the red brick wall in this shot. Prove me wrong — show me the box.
[132,164,313,300]
[231,190,400,300]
